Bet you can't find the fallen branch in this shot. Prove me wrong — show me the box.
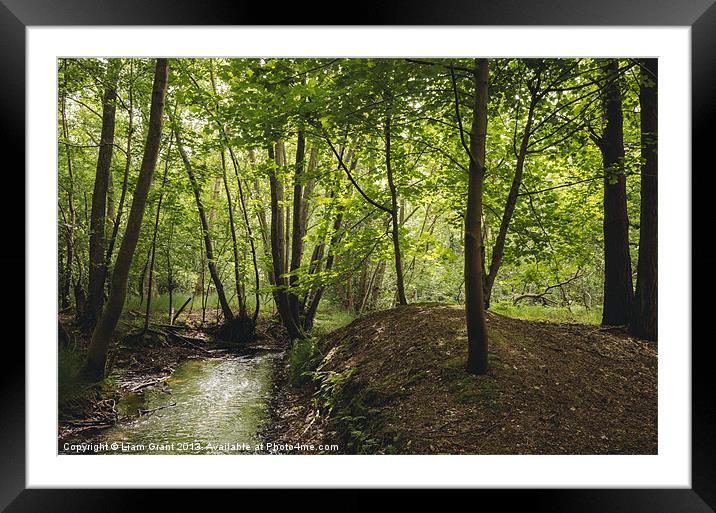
[163,330,212,354]
[139,401,177,416]
[513,293,558,306]
[512,268,585,306]
[172,296,192,324]
[130,376,170,392]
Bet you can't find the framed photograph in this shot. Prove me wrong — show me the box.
[4,0,714,510]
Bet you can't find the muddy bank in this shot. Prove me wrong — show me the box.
[259,353,332,454]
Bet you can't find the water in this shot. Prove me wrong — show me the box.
[63,353,280,455]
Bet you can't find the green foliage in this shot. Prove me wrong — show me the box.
[287,337,323,386]
[312,367,400,454]
[58,57,646,333]
[58,348,85,403]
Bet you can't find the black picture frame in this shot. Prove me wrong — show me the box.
[3,1,714,510]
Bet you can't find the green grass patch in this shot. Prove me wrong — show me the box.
[490,302,601,325]
[311,301,356,335]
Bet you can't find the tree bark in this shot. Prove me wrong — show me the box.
[269,144,303,338]
[629,59,658,341]
[59,61,76,309]
[82,59,121,329]
[599,60,633,326]
[288,127,306,322]
[83,58,169,380]
[385,112,408,306]
[463,58,490,375]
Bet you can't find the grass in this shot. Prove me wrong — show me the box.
[489,301,602,325]
[311,301,356,335]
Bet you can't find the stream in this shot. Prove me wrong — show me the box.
[61,352,281,455]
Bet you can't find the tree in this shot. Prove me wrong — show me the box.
[629,59,658,341]
[483,59,544,307]
[81,59,121,329]
[594,60,633,326]
[82,58,169,380]
[462,58,490,375]
[171,107,240,336]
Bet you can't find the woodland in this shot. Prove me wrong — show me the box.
[57,57,657,455]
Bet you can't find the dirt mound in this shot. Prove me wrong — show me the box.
[316,303,657,454]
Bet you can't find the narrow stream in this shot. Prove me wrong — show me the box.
[63,352,280,455]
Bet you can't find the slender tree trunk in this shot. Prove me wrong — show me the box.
[60,63,76,309]
[220,149,247,318]
[369,260,386,310]
[629,59,658,341]
[227,149,261,323]
[166,214,175,325]
[484,89,539,307]
[83,58,169,380]
[385,112,408,306]
[144,135,172,331]
[171,110,235,326]
[599,60,633,326]
[288,128,310,326]
[304,193,345,330]
[464,58,490,375]
[138,247,150,306]
[83,59,121,329]
[105,60,134,282]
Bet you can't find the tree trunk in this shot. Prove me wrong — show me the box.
[144,135,172,331]
[220,149,247,318]
[83,58,169,380]
[82,59,121,329]
[304,191,345,330]
[60,62,76,309]
[171,109,235,326]
[369,260,386,310]
[105,65,133,281]
[385,112,408,306]
[599,60,633,326]
[464,58,490,375]
[288,127,306,323]
[269,144,302,338]
[629,59,658,341]
[484,81,540,307]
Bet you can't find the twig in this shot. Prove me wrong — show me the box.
[139,402,177,416]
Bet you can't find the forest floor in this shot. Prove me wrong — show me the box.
[59,303,657,455]
[273,303,657,454]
